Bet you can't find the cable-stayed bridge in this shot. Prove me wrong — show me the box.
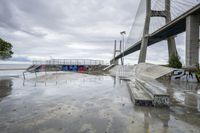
[111,0,200,67]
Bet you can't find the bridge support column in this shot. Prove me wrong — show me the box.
[120,40,124,65]
[139,36,149,63]
[186,15,200,68]
[167,37,177,57]
[165,0,177,57]
[138,0,151,63]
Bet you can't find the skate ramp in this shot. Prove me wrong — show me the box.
[134,63,174,79]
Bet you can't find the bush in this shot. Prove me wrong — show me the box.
[168,53,182,68]
[195,63,200,76]
[0,38,13,59]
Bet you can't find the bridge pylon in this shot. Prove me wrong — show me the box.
[138,0,177,63]
[186,14,200,67]
[110,40,123,65]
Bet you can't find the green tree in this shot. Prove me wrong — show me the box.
[168,53,182,68]
[0,38,13,59]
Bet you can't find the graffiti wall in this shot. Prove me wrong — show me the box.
[34,65,91,73]
[61,65,88,72]
[171,69,199,82]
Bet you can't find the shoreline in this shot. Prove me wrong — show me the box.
[0,68,26,71]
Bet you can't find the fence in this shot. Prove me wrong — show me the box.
[32,59,108,66]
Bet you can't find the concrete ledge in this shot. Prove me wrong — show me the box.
[110,63,171,107]
[136,78,169,107]
[127,81,153,106]
[127,77,169,107]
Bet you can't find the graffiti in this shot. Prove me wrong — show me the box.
[35,65,88,72]
[61,65,87,72]
[135,100,153,106]
[153,96,169,106]
[78,66,87,72]
[62,65,68,71]
[34,65,90,73]
[171,69,198,82]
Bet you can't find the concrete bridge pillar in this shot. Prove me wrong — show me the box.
[165,0,177,57]
[120,40,124,65]
[138,0,151,63]
[139,35,149,63]
[138,0,177,63]
[186,15,200,68]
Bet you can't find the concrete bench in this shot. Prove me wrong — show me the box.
[127,81,153,106]
[135,78,169,107]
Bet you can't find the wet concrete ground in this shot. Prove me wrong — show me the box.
[0,72,200,133]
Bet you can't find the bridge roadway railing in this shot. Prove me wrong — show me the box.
[32,59,108,66]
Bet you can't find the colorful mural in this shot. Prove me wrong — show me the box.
[61,65,88,72]
[31,65,97,73]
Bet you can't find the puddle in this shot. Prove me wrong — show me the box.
[0,72,199,133]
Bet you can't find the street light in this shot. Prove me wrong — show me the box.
[120,31,126,65]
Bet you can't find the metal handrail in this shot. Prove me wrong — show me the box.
[32,59,108,66]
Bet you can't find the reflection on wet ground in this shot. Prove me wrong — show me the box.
[159,80,200,111]
[0,72,200,133]
[0,79,13,101]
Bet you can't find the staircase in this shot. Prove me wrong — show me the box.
[26,65,41,73]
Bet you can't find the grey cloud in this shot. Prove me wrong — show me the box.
[0,0,188,64]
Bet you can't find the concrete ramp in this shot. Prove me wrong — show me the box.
[134,63,173,79]
[103,64,115,71]
[109,65,135,78]
[109,63,173,80]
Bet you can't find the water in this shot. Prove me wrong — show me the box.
[0,64,30,78]
[0,64,30,70]
[0,72,200,133]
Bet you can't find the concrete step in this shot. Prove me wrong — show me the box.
[127,81,153,106]
[136,78,166,96]
[135,80,154,99]
[136,78,170,107]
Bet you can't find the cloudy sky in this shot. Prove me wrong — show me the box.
[0,0,194,65]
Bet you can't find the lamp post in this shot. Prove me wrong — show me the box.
[120,31,126,65]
